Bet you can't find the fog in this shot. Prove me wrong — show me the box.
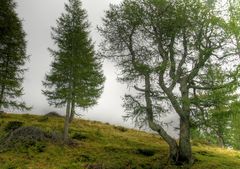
[15,0,178,137]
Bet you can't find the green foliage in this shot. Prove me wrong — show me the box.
[0,0,30,111]
[45,111,62,118]
[191,66,240,148]
[4,121,23,132]
[42,0,105,109]
[71,132,87,140]
[42,0,105,140]
[136,148,156,156]
[113,125,128,132]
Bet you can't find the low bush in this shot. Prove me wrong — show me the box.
[45,111,62,117]
[114,126,128,132]
[71,132,87,141]
[136,148,156,156]
[32,142,46,153]
[4,121,23,132]
[0,126,46,152]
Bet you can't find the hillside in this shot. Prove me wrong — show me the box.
[0,113,240,169]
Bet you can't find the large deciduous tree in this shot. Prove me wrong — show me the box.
[99,0,239,164]
[0,0,29,111]
[43,0,105,142]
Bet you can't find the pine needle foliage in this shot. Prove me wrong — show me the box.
[0,0,30,111]
[43,0,105,141]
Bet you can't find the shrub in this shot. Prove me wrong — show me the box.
[114,126,128,132]
[45,111,62,117]
[71,132,87,141]
[32,142,46,153]
[4,121,23,132]
[136,148,156,156]
[1,126,46,152]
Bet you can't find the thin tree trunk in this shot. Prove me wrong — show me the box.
[0,85,5,111]
[63,101,71,142]
[216,131,225,148]
[0,56,10,111]
[69,99,75,123]
[217,137,225,148]
[179,115,192,164]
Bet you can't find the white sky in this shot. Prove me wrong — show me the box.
[15,0,178,136]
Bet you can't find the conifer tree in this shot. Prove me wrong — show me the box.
[43,0,105,141]
[0,0,29,111]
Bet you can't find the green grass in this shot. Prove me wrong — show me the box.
[0,113,240,169]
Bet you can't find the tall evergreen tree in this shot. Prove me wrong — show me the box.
[0,0,29,111]
[43,0,105,141]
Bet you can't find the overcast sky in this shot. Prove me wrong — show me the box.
[15,0,178,136]
[14,0,134,126]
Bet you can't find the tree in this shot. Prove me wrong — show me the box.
[43,0,105,142]
[0,0,30,111]
[229,102,240,149]
[190,0,240,150]
[191,66,240,148]
[99,0,239,164]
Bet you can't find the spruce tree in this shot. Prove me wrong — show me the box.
[0,0,29,111]
[43,0,105,141]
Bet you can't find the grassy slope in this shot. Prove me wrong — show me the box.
[0,114,240,169]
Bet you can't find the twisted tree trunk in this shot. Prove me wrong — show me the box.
[145,73,179,164]
[148,121,179,163]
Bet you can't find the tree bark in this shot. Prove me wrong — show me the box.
[69,99,75,123]
[63,101,71,142]
[178,77,192,164]
[148,121,179,163]
[217,137,225,148]
[179,115,192,164]
[216,130,225,148]
[144,73,179,164]
[0,84,5,111]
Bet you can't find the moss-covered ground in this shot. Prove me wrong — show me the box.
[0,113,240,169]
